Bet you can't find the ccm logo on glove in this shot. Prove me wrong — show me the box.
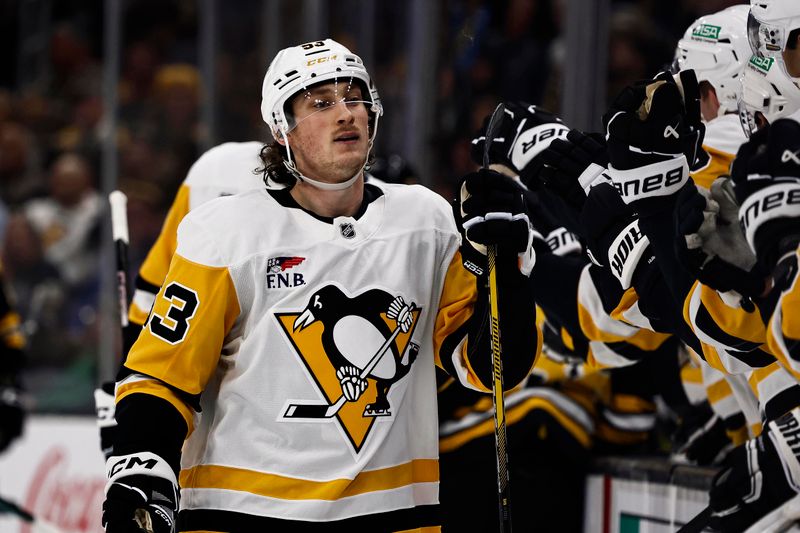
[109,455,159,477]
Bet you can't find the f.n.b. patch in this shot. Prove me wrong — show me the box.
[267,256,306,289]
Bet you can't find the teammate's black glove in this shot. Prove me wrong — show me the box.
[95,381,118,459]
[709,408,800,532]
[459,169,536,275]
[579,183,654,290]
[535,129,610,211]
[603,70,706,213]
[672,402,732,466]
[103,452,179,533]
[731,118,800,273]
[470,102,568,178]
[674,181,768,308]
[0,383,24,453]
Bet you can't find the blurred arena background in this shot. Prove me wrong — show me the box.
[0,0,749,531]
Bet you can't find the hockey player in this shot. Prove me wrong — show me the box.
[101,39,540,532]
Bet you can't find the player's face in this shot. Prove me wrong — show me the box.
[286,81,371,184]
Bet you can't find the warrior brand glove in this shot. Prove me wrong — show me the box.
[731,119,800,273]
[674,181,767,306]
[579,183,653,290]
[709,408,800,532]
[96,381,118,459]
[336,365,368,402]
[103,452,179,533]
[470,102,568,178]
[459,169,536,276]
[536,129,610,211]
[603,70,706,213]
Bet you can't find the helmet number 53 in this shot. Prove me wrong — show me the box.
[148,282,200,345]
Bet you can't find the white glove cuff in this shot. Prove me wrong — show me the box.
[519,226,536,277]
[606,156,689,204]
[607,220,650,289]
[767,408,800,493]
[578,163,611,194]
[106,452,178,495]
[738,182,800,254]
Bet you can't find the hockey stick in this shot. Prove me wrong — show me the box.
[0,493,66,533]
[676,505,711,533]
[284,304,416,419]
[109,190,130,328]
[484,102,513,533]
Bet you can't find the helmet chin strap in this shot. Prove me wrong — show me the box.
[284,159,363,191]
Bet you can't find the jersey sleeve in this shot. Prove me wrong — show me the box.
[683,280,776,374]
[434,246,541,393]
[119,216,240,436]
[576,265,672,369]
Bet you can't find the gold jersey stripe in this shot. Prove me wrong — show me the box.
[610,287,640,324]
[698,283,768,345]
[179,459,439,501]
[705,376,733,404]
[116,380,195,435]
[395,527,441,532]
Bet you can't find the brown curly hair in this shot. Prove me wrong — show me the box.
[256,140,295,188]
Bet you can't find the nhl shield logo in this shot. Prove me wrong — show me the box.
[275,284,421,453]
[339,222,356,239]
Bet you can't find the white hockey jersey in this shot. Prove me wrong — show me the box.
[120,182,520,528]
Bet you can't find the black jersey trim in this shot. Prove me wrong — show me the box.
[178,504,441,532]
[267,183,384,223]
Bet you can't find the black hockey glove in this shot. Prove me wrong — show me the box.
[731,118,800,274]
[470,101,568,179]
[709,408,800,532]
[674,181,768,307]
[535,129,610,212]
[103,452,179,533]
[95,381,118,459]
[579,183,654,291]
[459,169,536,275]
[672,401,732,466]
[603,70,706,214]
[0,383,23,453]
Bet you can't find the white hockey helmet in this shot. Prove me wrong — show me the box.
[738,54,800,135]
[748,0,800,83]
[675,5,751,114]
[260,39,382,142]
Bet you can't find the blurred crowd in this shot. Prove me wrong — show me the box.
[0,0,744,412]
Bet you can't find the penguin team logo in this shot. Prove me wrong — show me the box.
[275,284,421,453]
[266,256,306,289]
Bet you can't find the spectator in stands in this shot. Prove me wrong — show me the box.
[24,152,101,291]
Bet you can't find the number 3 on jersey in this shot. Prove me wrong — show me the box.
[148,282,200,344]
